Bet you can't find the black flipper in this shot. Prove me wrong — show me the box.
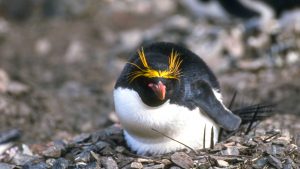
[190,80,241,131]
[220,103,275,141]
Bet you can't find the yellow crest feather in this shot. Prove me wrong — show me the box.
[128,48,182,83]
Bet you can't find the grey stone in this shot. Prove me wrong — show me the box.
[74,151,91,163]
[23,161,49,169]
[130,162,143,169]
[268,155,283,169]
[0,163,16,169]
[101,156,118,169]
[253,157,268,169]
[171,152,194,169]
[12,153,39,166]
[52,158,69,169]
[73,133,91,143]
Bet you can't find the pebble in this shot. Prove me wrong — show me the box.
[74,150,91,163]
[283,158,293,169]
[267,155,283,169]
[253,157,268,169]
[221,146,239,156]
[144,164,165,169]
[41,142,66,158]
[12,153,39,166]
[217,160,229,167]
[171,152,194,169]
[7,81,29,96]
[73,133,91,143]
[0,69,9,93]
[130,162,143,169]
[0,163,16,169]
[23,161,49,169]
[52,158,69,169]
[101,156,118,169]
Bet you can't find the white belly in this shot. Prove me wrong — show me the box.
[113,87,219,155]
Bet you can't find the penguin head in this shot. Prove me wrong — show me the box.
[127,48,182,107]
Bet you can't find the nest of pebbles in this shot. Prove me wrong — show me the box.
[0,114,299,169]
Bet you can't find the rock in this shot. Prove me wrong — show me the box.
[7,81,29,96]
[217,160,229,167]
[221,146,239,156]
[253,157,268,169]
[170,152,194,169]
[41,141,66,158]
[161,159,172,165]
[267,155,283,169]
[101,156,118,169]
[12,153,39,166]
[115,146,125,153]
[0,163,16,169]
[74,150,91,163]
[65,40,85,63]
[144,164,165,169]
[0,69,9,93]
[35,38,51,56]
[283,158,293,169]
[169,167,181,169]
[23,161,49,169]
[73,133,91,143]
[0,143,13,155]
[52,158,69,169]
[130,162,143,169]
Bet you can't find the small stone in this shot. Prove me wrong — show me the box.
[0,143,13,155]
[23,161,49,169]
[130,162,143,169]
[144,164,165,169]
[52,158,69,169]
[221,146,239,156]
[74,151,91,163]
[45,158,56,166]
[161,159,172,165]
[115,146,125,153]
[22,144,33,156]
[7,81,29,96]
[283,158,293,169]
[217,160,229,167]
[12,153,39,166]
[95,141,109,150]
[0,129,20,144]
[137,158,154,163]
[272,137,290,146]
[100,146,115,156]
[0,69,9,93]
[170,152,194,169]
[169,166,182,169]
[0,163,16,169]
[42,142,65,158]
[73,133,91,143]
[267,155,283,169]
[101,156,118,169]
[253,157,268,169]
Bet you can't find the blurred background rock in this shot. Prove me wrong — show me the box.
[0,0,299,143]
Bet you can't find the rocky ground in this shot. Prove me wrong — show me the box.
[0,0,299,168]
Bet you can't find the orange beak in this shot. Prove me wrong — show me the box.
[148,81,166,100]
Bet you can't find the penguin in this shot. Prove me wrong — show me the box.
[114,42,242,155]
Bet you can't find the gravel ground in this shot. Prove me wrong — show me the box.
[0,0,299,168]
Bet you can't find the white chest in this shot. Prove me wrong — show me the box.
[113,87,219,155]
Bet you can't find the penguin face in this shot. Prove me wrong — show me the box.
[127,49,182,107]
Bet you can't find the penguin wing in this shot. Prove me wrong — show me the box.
[189,80,241,131]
